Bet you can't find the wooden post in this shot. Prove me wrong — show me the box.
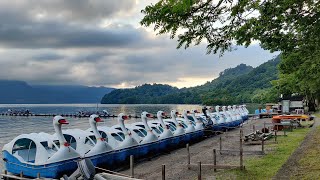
[240,129,243,170]
[253,125,255,132]
[275,130,277,142]
[219,136,222,154]
[162,164,165,180]
[4,170,7,180]
[187,144,190,169]
[198,161,202,180]
[130,155,134,178]
[262,139,265,154]
[213,149,217,172]
[37,172,40,179]
[20,171,23,178]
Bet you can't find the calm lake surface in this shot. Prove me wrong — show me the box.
[0,103,256,171]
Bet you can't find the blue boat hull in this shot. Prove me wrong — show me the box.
[3,151,78,179]
[3,120,244,178]
[89,151,115,168]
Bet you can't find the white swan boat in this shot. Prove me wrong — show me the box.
[2,116,80,178]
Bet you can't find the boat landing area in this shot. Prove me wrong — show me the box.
[120,117,272,180]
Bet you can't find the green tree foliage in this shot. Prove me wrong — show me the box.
[141,0,320,106]
[141,0,319,54]
[101,57,280,104]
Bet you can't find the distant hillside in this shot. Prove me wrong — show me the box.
[101,56,280,105]
[0,80,114,103]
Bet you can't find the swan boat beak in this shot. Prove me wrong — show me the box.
[58,119,69,124]
[94,117,103,122]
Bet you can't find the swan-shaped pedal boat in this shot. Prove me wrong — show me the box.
[60,114,114,168]
[2,116,80,178]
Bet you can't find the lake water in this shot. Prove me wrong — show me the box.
[0,103,256,171]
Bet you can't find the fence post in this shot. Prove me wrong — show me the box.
[130,155,134,178]
[275,130,277,142]
[162,164,165,180]
[213,149,217,172]
[198,161,202,180]
[4,170,7,180]
[262,138,265,154]
[240,129,243,170]
[187,144,190,169]
[219,136,222,154]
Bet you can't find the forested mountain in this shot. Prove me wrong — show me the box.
[102,84,179,104]
[101,56,280,105]
[0,80,114,103]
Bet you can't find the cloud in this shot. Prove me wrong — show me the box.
[0,19,153,49]
[0,1,278,88]
[33,53,65,61]
[0,1,135,22]
[0,45,277,87]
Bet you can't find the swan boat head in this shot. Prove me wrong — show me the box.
[140,111,158,143]
[170,110,185,135]
[157,111,173,139]
[116,113,139,148]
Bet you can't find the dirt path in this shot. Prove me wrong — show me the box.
[273,117,319,179]
[119,118,271,180]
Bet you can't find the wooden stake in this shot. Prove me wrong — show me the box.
[262,139,265,154]
[240,129,243,170]
[213,149,217,172]
[187,144,190,169]
[198,161,202,180]
[162,164,165,180]
[4,170,7,180]
[219,136,222,154]
[130,155,134,178]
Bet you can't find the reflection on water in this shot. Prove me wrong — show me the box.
[0,103,257,171]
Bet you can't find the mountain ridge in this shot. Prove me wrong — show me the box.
[0,80,114,104]
[101,56,280,105]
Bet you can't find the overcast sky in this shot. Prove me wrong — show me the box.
[0,0,278,88]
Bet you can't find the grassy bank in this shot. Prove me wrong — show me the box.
[290,114,320,179]
[216,121,313,180]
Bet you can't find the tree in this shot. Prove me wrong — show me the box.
[141,0,320,108]
[141,0,320,54]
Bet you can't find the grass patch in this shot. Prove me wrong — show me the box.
[216,122,313,180]
[290,114,320,179]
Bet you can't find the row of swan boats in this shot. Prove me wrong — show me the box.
[2,105,249,178]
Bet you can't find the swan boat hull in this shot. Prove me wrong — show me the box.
[2,150,79,179]
[3,117,245,178]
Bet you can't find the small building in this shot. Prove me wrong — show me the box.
[279,94,304,113]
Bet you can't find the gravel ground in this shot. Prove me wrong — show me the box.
[119,118,272,180]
